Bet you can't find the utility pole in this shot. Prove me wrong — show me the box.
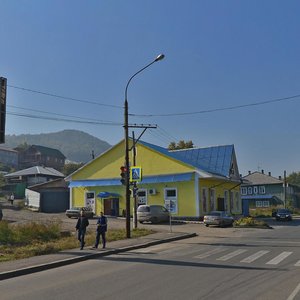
[124,54,165,238]
[284,170,287,209]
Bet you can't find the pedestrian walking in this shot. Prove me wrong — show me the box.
[75,209,89,250]
[93,212,107,249]
[9,193,14,205]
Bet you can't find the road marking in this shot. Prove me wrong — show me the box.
[266,251,292,265]
[295,260,300,267]
[132,243,178,253]
[240,250,270,263]
[287,282,300,300]
[217,249,247,261]
[195,247,227,259]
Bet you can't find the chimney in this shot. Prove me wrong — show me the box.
[261,169,264,174]
[248,171,251,175]
[268,172,271,176]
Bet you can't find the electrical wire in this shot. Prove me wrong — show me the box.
[7,111,123,126]
[8,84,123,109]
[130,94,300,117]
[8,105,119,124]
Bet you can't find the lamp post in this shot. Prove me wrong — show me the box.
[124,54,165,238]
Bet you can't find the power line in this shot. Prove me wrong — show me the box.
[130,94,300,117]
[7,111,123,126]
[8,84,123,109]
[8,105,119,124]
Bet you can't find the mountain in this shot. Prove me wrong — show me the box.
[4,130,111,163]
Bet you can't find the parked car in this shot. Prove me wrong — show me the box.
[65,207,94,219]
[273,208,292,221]
[137,205,170,224]
[203,211,234,227]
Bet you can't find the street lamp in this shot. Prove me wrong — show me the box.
[124,54,165,238]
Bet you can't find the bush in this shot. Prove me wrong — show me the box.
[234,217,271,228]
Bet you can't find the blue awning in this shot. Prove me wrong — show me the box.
[241,194,274,200]
[69,172,193,188]
[97,192,120,198]
[68,179,121,188]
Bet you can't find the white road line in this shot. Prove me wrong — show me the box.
[287,282,300,300]
[295,260,300,267]
[240,250,270,263]
[217,249,248,261]
[266,251,292,265]
[195,247,228,259]
[132,243,179,253]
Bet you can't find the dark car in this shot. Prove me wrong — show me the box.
[274,208,292,221]
[65,207,94,219]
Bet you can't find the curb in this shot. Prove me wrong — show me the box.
[0,232,197,281]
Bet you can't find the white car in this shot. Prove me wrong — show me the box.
[204,211,234,227]
[137,205,170,224]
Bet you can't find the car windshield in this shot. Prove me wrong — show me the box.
[277,209,290,213]
[137,206,150,212]
[208,212,221,216]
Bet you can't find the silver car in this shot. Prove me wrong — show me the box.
[65,207,94,219]
[203,211,234,227]
[137,205,170,224]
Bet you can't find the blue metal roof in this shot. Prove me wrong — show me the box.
[138,140,234,177]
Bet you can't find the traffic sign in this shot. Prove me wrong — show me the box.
[130,166,142,182]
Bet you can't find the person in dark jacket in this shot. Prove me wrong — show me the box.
[93,212,107,249]
[75,209,89,250]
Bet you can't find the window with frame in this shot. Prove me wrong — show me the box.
[259,186,266,194]
[256,201,263,207]
[247,187,253,195]
[253,186,258,194]
[241,187,247,195]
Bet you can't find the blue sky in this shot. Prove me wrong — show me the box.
[1,0,300,177]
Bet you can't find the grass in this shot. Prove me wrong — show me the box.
[0,221,154,262]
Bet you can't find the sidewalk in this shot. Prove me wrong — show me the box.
[0,231,196,281]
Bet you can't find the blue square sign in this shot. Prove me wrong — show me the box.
[130,166,142,182]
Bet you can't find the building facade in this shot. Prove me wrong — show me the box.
[66,140,242,219]
[0,146,18,169]
[17,145,66,171]
[241,170,300,209]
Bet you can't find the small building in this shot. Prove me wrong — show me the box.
[4,166,65,198]
[241,170,300,212]
[25,178,69,213]
[17,145,66,171]
[66,139,242,219]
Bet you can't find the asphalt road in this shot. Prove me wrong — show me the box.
[1,209,299,300]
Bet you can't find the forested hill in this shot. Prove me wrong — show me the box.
[4,130,111,163]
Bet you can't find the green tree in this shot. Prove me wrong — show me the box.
[168,140,194,150]
[62,163,84,176]
[287,172,300,187]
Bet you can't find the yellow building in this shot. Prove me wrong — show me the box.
[66,140,242,219]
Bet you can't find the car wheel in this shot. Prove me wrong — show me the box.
[139,221,144,224]
[151,217,158,224]
[205,224,209,227]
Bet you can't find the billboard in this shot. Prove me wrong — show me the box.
[0,77,7,143]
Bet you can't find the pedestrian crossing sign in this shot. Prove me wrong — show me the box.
[130,166,142,182]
